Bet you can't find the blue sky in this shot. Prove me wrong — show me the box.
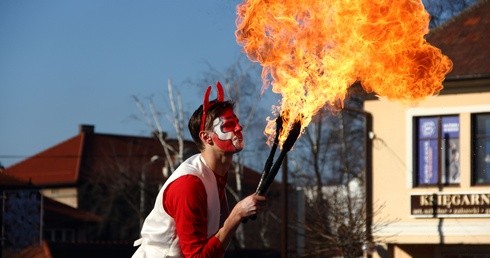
[0,0,260,167]
[0,1,471,168]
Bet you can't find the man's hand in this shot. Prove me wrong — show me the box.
[215,194,266,247]
[235,194,266,218]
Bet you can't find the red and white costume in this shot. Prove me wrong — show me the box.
[132,154,228,258]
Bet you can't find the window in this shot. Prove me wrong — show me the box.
[414,115,460,186]
[473,113,490,185]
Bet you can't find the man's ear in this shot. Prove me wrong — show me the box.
[199,131,213,145]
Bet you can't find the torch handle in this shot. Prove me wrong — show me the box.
[244,118,300,223]
[255,119,301,195]
[255,115,282,194]
[255,144,277,194]
[244,147,289,223]
[256,150,287,196]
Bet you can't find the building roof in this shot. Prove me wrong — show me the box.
[0,168,32,188]
[5,134,84,185]
[3,124,269,188]
[426,0,490,80]
[43,196,102,223]
[3,124,276,197]
[5,124,196,186]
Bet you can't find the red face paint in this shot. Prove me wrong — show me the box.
[211,108,243,153]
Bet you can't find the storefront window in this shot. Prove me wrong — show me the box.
[414,115,460,186]
[473,113,490,185]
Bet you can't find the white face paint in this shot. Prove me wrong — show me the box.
[212,118,234,141]
[211,108,243,153]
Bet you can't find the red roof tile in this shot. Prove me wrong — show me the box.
[426,0,490,79]
[0,169,31,187]
[6,134,84,185]
[3,124,269,193]
[4,125,199,187]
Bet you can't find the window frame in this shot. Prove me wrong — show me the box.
[471,112,490,186]
[413,114,460,187]
[406,105,490,189]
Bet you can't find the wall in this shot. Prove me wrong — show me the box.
[365,92,490,257]
[41,187,78,208]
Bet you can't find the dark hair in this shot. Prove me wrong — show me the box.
[188,100,235,150]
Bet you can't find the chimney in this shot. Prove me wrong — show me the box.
[79,124,95,134]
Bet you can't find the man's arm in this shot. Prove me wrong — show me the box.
[164,176,266,257]
[214,194,266,248]
[164,176,224,257]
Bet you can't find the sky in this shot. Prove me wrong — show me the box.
[0,1,474,169]
[0,0,262,167]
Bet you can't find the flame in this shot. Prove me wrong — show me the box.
[235,0,453,144]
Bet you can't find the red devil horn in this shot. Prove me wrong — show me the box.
[200,82,225,132]
[200,86,212,131]
[216,81,224,102]
[203,86,212,111]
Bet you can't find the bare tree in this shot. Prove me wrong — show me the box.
[284,95,372,257]
[132,79,186,175]
[79,138,170,241]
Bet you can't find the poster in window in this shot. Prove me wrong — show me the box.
[418,117,439,185]
[441,116,460,184]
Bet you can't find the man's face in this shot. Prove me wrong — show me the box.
[211,108,243,153]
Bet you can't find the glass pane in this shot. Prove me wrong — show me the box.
[474,114,490,184]
[476,114,490,135]
[419,117,439,139]
[474,139,490,183]
[442,138,460,184]
[442,116,460,137]
[418,139,439,185]
[417,117,440,185]
[441,116,460,184]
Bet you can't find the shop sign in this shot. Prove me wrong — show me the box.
[411,193,490,217]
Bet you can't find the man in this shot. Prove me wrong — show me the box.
[132,82,266,257]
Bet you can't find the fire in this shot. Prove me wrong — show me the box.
[235,0,453,144]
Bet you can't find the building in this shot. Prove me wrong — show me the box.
[2,124,283,257]
[365,1,490,257]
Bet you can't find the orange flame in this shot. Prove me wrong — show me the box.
[235,0,453,144]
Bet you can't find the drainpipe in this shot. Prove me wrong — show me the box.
[365,112,374,258]
[344,108,374,257]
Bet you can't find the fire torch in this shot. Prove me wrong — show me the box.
[244,116,301,222]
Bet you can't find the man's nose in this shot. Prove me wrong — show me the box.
[235,123,243,132]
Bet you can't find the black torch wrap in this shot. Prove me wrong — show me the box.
[255,119,301,196]
[243,117,301,223]
[254,116,283,196]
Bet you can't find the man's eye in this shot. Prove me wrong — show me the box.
[222,122,235,129]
